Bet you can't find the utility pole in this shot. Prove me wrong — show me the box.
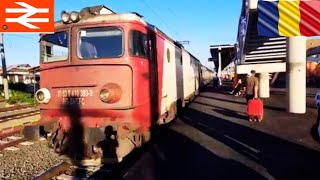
[0,33,9,100]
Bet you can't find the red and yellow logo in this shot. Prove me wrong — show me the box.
[0,0,54,33]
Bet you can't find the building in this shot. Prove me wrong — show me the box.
[0,64,40,85]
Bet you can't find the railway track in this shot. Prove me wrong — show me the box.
[0,134,26,151]
[0,109,40,123]
[32,162,71,180]
[0,104,37,113]
[0,107,41,140]
[31,122,168,179]
[32,139,154,180]
[33,162,113,180]
[0,130,46,152]
[32,139,163,180]
[0,105,41,152]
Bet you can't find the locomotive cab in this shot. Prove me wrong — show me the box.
[36,6,157,165]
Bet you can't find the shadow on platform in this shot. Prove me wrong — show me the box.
[311,108,320,143]
[194,101,248,121]
[179,106,320,180]
[122,126,267,180]
[207,83,317,109]
[271,90,316,98]
[205,84,233,96]
[198,94,287,112]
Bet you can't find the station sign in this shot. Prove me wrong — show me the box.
[0,0,54,33]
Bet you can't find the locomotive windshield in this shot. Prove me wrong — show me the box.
[41,31,69,63]
[78,27,123,59]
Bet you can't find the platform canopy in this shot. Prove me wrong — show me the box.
[209,44,236,72]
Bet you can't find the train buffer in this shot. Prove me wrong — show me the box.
[143,82,320,179]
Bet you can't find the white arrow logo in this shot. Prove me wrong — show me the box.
[5,2,49,29]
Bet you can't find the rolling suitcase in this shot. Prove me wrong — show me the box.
[247,98,264,122]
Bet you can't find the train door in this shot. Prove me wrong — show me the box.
[175,46,183,110]
[199,65,203,87]
[193,61,198,94]
[147,30,159,124]
[193,61,198,95]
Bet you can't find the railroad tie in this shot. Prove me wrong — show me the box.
[4,146,20,151]
[19,141,34,146]
[0,140,8,145]
[7,136,23,141]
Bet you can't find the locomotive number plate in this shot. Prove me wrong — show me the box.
[57,89,94,106]
[57,89,93,98]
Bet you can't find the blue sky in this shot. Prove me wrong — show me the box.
[3,0,242,68]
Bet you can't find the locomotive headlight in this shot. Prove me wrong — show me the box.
[37,91,45,101]
[61,11,70,23]
[70,11,80,22]
[100,89,111,102]
[35,88,51,104]
[99,83,122,103]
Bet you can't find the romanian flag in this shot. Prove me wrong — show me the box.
[257,0,320,37]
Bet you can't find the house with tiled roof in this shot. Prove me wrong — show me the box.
[0,64,40,85]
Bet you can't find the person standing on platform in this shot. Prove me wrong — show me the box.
[213,73,219,88]
[245,70,259,103]
[230,78,243,96]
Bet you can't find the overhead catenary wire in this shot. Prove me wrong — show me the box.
[140,0,180,38]
[6,34,38,41]
[139,1,188,46]
[4,34,38,49]
[167,7,177,17]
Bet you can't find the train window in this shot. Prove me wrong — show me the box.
[78,27,123,59]
[41,31,68,63]
[175,48,182,65]
[129,30,148,58]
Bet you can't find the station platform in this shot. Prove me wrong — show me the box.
[193,83,320,151]
[124,83,320,180]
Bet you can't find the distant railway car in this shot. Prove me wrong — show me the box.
[35,5,213,165]
[201,66,213,86]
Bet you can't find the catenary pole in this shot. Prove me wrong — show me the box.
[0,33,9,100]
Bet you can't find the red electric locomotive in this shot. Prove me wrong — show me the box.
[35,5,213,165]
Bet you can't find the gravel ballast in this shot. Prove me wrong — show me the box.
[0,140,62,180]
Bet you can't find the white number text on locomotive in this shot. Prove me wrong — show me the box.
[57,89,94,106]
[57,89,93,98]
